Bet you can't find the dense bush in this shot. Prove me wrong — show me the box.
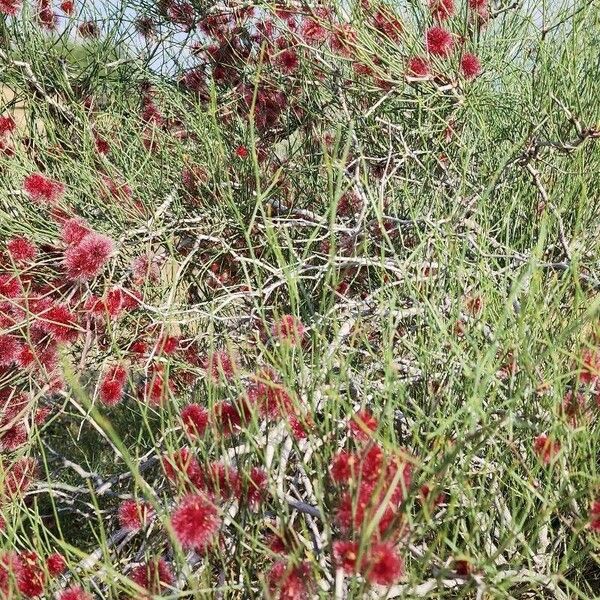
[0,0,599,598]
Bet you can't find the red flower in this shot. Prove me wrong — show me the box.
[245,369,293,418]
[23,173,65,203]
[36,304,79,343]
[155,335,180,355]
[129,557,174,593]
[590,500,600,532]
[0,115,16,136]
[0,0,21,16]
[349,409,378,441]
[181,403,209,437]
[235,145,249,159]
[204,350,237,383]
[533,434,561,465]
[18,552,46,596]
[330,451,357,484]
[59,0,74,14]
[430,0,454,20]
[468,0,487,7]
[118,499,154,532]
[277,49,299,73]
[333,540,359,573]
[58,586,93,600]
[171,493,220,551]
[407,56,430,78]
[362,541,404,585]
[579,348,600,384]
[99,364,127,406]
[244,466,268,507]
[212,401,244,435]
[460,52,482,78]
[46,553,67,576]
[7,236,37,263]
[61,218,91,246]
[131,253,161,284]
[268,560,313,600]
[272,315,306,346]
[0,274,22,298]
[0,335,20,367]
[426,26,454,57]
[143,365,172,406]
[2,457,38,498]
[162,448,203,489]
[0,424,28,452]
[64,232,115,280]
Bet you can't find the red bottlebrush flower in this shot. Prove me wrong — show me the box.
[205,462,240,500]
[272,315,306,346]
[245,369,293,418]
[36,304,79,343]
[0,274,22,298]
[58,586,93,600]
[101,175,131,201]
[181,403,209,437]
[118,499,154,532]
[204,350,237,383]
[0,115,16,136]
[143,365,172,406]
[0,0,21,16]
[0,335,20,367]
[212,401,243,435]
[349,409,378,441]
[426,26,454,57]
[277,48,299,73]
[130,338,148,355]
[78,20,99,37]
[533,434,561,465]
[468,0,487,7]
[18,552,46,597]
[235,145,249,159]
[94,135,109,155]
[244,466,268,507]
[579,348,600,384]
[46,552,67,576]
[301,18,328,44]
[37,0,56,28]
[361,541,403,586]
[64,232,115,280]
[454,558,472,576]
[61,217,91,246]
[59,0,74,14]
[372,9,403,41]
[162,448,203,489]
[0,424,28,452]
[333,540,359,573]
[2,457,38,498]
[407,56,430,78]
[590,499,600,532]
[23,172,64,203]
[131,253,161,285]
[155,335,179,355]
[129,557,174,593]
[430,0,454,20]
[7,236,37,263]
[460,52,482,79]
[330,450,357,484]
[99,364,127,406]
[267,560,313,600]
[171,493,220,551]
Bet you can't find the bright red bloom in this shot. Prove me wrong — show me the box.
[430,0,454,20]
[349,409,378,441]
[0,424,28,452]
[59,0,74,14]
[590,500,600,532]
[36,304,79,343]
[162,448,203,489]
[204,350,237,382]
[362,542,404,585]
[181,403,209,437]
[129,557,174,593]
[0,115,16,136]
[2,457,38,498]
[23,173,65,203]
[277,48,299,73]
[58,586,93,600]
[0,335,20,367]
[61,218,91,246]
[272,315,306,346]
[407,56,430,78]
[143,365,172,406]
[301,18,328,44]
[171,493,220,551]
[64,232,115,280]
[7,236,37,263]
[235,145,249,159]
[46,552,67,576]
[426,26,454,57]
[19,551,46,597]
[245,369,293,418]
[333,540,359,573]
[0,274,22,298]
[460,52,482,78]
[155,335,179,355]
[212,401,244,435]
[330,450,357,484]
[267,560,313,600]
[205,462,241,500]
[0,0,21,16]
[118,499,154,532]
[533,434,561,465]
[99,365,127,406]
[245,467,268,507]
[372,9,403,41]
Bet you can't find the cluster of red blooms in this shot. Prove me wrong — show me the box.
[0,550,65,597]
[328,410,410,587]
